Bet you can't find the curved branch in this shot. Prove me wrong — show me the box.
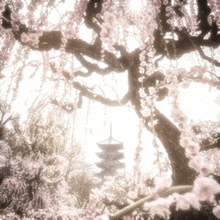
[1,5,125,73]
[109,185,193,220]
[84,0,102,34]
[73,81,130,106]
[75,53,115,75]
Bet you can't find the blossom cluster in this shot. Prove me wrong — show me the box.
[100,0,117,53]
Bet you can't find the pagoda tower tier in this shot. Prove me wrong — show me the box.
[95,127,125,178]
[95,161,125,170]
[96,152,124,160]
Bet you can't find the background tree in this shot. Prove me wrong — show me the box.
[1,0,220,219]
[0,102,100,219]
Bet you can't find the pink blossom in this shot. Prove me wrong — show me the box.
[29,33,39,44]
[11,12,19,21]
[14,1,24,10]
[193,177,220,201]
[128,191,137,200]
[104,12,116,25]
[168,87,178,97]
[188,155,210,175]
[2,53,10,62]
[28,5,35,12]
[94,215,109,220]
[175,193,200,211]
[4,39,13,47]
[200,165,210,176]
[144,197,173,219]
[179,136,191,148]
[213,206,220,218]
[154,174,172,194]
[123,215,133,220]
[185,142,200,155]
[188,155,204,172]
[21,33,29,43]
[12,24,19,31]
[181,81,190,88]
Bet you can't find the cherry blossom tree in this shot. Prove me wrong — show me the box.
[1,0,220,219]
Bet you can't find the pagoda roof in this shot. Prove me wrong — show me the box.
[96,152,124,160]
[95,161,125,169]
[95,170,116,177]
[97,136,122,145]
[97,136,123,150]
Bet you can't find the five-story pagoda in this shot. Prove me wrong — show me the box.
[95,126,125,178]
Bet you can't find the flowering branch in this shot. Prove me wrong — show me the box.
[109,185,193,220]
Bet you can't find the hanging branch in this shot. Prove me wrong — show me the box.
[49,63,130,107]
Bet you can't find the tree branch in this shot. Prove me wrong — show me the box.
[200,133,220,151]
[84,0,102,34]
[1,4,125,73]
[73,81,130,106]
[109,185,193,220]
[197,46,220,67]
[75,53,115,75]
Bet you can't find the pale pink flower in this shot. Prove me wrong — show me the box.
[128,191,137,200]
[4,39,13,47]
[28,5,35,12]
[193,177,220,201]
[181,81,190,89]
[185,142,200,155]
[21,33,29,43]
[0,1,6,8]
[2,53,10,62]
[144,197,173,219]
[154,174,172,194]
[179,136,191,148]
[14,1,24,10]
[213,206,220,218]
[175,193,200,211]
[139,67,145,74]
[141,108,151,117]
[29,33,39,44]
[149,87,155,95]
[36,29,43,36]
[123,215,133,220]
[94,215,109,220]
[178,114,188,124]
[168,87,178,97]
[104,12,116,25]
[200,165,210,176]
[12,24,19,31]
[188,155,204,172]
[11,12,19,21]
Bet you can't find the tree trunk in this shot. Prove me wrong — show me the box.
[128,54,196,185]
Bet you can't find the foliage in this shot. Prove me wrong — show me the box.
[2,0,220,219]
[0,105,99,219]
